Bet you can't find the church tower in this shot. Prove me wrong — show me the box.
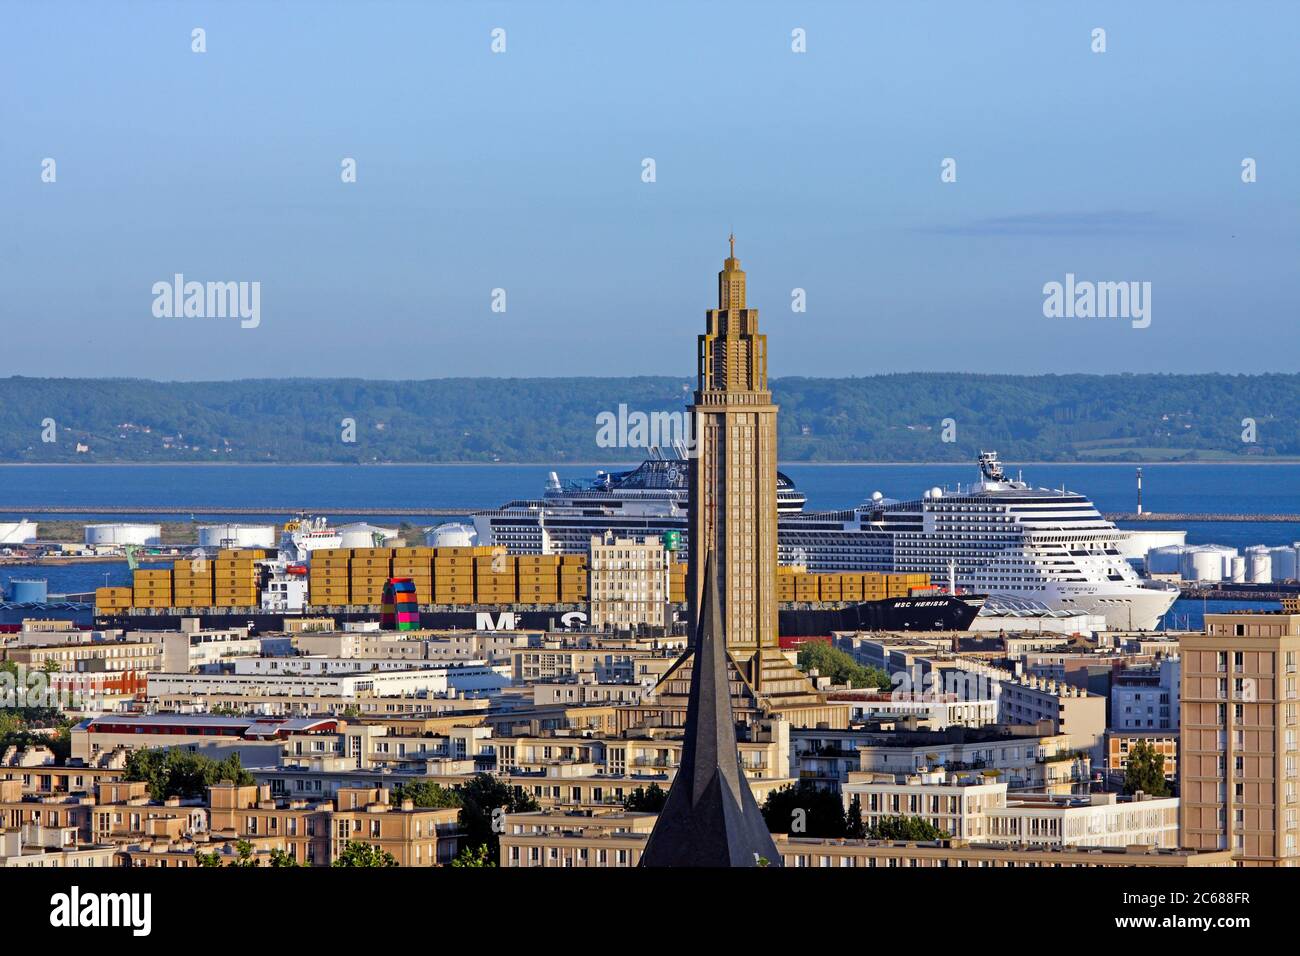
[688,236,780,668]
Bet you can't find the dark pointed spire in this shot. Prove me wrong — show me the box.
[640,552,782,867]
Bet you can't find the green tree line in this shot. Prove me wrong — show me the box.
[3,373,1298,462]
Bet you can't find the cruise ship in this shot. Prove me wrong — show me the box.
[472,451,1177,631]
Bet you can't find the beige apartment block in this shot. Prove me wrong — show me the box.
[589,533,670,630]
[1180,612,1300,866]
[208,783,460,867]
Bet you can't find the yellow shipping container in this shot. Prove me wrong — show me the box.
[518,577,558,588]
[309,572,350,584]
[312,556,352,570]
[314,548,352,559]
[393,547,434,558]
[434,574,474,587]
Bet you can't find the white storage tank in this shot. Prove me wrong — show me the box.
[1268,545,1298,582]
[1247,548,1273,584]
[198,524,276,550]
[1146,545,1187,575]
[1120,529,1187,563]
[427,522,477,548]
[1176,544,1238,583]
[84,523,161,546]
[1231,555,1247,583]
[337,522,398,549]
[0,520,38,544]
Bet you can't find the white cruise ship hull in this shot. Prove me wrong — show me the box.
[1009,583,1178,632]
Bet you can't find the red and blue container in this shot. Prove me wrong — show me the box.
[381,577,420,631]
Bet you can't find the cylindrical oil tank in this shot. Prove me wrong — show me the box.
[1146,546,1185,575]
[1231,556,1247,583]
[84,523,161,546]
[337,523,398,549]
[1247,549,1272,584]
[10,579,49,603]
[198,524,275,549]
[1182,550,1221,582]
[426,522,476,548]
[1268,546,1298,582]
[0,520,38,544]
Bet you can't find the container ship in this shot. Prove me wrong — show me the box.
[472,451,1175,630]
[89,528,979,637]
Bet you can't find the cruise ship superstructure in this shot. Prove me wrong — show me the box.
[472,451,1177,630]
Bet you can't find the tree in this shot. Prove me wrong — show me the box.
[268,848,301,868]
[124,748,255,801]
[332,841,398,867]
[623,783,668,812]
[231,839,259,867]
[867,815,949,841]
[760,780,848,838]
[450,844,496,867]
[194,849,224,867]
[845,796,866,839]
[1123,740,1171,797]
[457,773,540,859]
[391,780,462,809]
[796,642,891,690]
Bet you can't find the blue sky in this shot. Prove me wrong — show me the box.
[2,0,1297,379]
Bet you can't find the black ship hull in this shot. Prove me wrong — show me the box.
[93,594,981,636]
[778,595,982,637]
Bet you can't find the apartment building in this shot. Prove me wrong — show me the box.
[1180,611,1300,866]
[838,770,1177,849]
[208,783,461,866]
[1106,729,1178,783]
[998,674,1107,757]
[71,714,340,766]
[588,533,669,630]
[498,823,1228,869]
[774,836,1230,869]
[823,690,998,728]
[0,824,118,869]
[793,724,1092,795]
[1111,657,1180,731]
[292,629,533,663]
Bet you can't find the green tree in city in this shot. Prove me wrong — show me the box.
[231,839,259,867]
[623,783,668,813]
[194,849,225,867]
[845,796,866,839]
[124,748,255,801]
[1123,740,1171,797]
[450,844,496,867]
[796,642,891,690]
[390,780,462,809]
[457,773,540,859]
[332,841,398,867]
[268,848,301,868]
[867,815,949,841]
[760,780,848,838]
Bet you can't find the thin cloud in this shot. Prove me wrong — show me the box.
[921,211,1183,238]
